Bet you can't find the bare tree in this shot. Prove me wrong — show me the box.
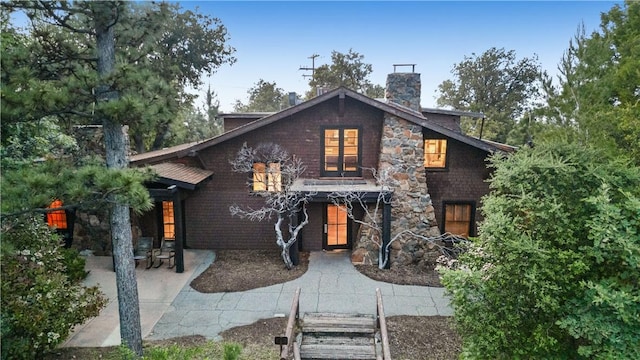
[229,143,315,269]
[328,168,467,269]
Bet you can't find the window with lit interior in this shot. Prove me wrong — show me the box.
[47,199,67,229]
[162,201,175,239]
[253,162,282,192]
[323,127,360,177]
[424,139,447,168]
[444,203,472,237]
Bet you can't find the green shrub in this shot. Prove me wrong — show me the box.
[1,216,107,360]
[441,143,640,359]
[60,247,89,282]
[223,343,242,360]
[143,344,203,359]
[115,343,137,360]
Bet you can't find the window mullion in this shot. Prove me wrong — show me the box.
[338,129,345,173]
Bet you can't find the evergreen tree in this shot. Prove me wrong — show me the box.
[205,84,223,136]
[306,49,383,99]
[233,79,288,112]
[1,2,235,153]
[436,47,543,143]
[1,1,234,355]
[538,1,640,162]
[441,142,640,358]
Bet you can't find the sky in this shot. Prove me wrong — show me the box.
[179,1,620,113]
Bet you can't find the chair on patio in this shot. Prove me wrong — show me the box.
[154,237,176,268]
[133,237,154,269]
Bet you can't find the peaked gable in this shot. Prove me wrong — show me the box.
[130,87,509,166]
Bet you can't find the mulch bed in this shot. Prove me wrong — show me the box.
[355,262,443,287]
[190,250,310,293]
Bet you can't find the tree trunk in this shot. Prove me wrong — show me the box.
[281,246,294,270]
[94,3,143,356]
[274,215,294,269]
[133,132,145,154]
[150,121,170,150]
[277,205,310,270]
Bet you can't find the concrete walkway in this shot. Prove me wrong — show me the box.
[64,249,451,347]
[63,250,215,347]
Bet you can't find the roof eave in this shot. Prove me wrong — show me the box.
[130,87,507,165]
[421,107,486,118]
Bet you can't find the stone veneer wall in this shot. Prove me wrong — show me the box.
[352,113,441,267]
[385,72,422,112]
[352,71,442,266]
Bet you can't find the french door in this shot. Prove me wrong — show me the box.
[324,204,351,250]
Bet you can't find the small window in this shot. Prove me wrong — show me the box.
[424,139,447,168]
[253,162,281,192]
[444,203,472,237]
[47,199,67,229]
[162,201,175,239]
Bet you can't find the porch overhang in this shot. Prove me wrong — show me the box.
[148,162,213,190]
[291,178,390,202]
[292,178,393,268]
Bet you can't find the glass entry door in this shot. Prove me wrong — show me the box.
[324,204,350,250]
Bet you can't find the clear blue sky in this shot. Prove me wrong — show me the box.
[180,1,619,112]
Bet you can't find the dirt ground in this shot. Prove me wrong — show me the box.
[46,250,460,359]
[190,250,311,293]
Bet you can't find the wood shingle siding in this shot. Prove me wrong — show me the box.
[129,85,513,254]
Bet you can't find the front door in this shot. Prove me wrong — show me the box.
[324,204,350,250]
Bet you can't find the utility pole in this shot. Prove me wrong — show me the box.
[299,54,319,79]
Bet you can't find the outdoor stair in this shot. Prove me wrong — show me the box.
[277,288,391,360]
[296,312,380,360]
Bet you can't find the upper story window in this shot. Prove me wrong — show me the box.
[253,162,282,192]
[323,127,361,177]
[424,139,447,168]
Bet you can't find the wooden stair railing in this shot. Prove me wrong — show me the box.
[376,288,392,360]
[275,287,300,360]
[277,288,392,360]
[299,312,377,359]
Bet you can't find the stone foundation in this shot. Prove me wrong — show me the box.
[72,209,143,255]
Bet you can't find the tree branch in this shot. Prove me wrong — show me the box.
[34,1,94,34]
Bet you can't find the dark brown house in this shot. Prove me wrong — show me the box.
[130,70,514,270]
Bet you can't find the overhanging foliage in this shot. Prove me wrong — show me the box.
[441,142,640,358]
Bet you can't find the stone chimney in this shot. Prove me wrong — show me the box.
[351,64,440,267]
[385,64,421,112]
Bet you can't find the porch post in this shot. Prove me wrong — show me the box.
[171,186,184,273]
[382,193,392,269]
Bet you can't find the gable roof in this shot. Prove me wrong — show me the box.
[131,87,509,165]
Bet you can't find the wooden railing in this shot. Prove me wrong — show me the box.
[275,287,301,360]
[376,288,392,360]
